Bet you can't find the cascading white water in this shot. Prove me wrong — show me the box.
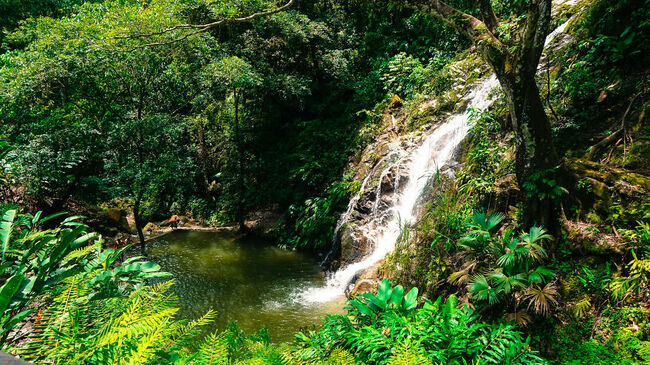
[300,75,499,302]
[300,21,569,303]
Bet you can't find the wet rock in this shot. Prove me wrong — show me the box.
[350,262,385,296]
[84,206,131,235]
[106,208,124,226]
[357,199,374,215]
[143,222,159,233]
[565,159,650,191]
[485,174,520,213]
[351,279,378,295]
[331,61,498,292]
[339,228,369,267]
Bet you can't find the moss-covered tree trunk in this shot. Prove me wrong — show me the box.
[498,72,559,230]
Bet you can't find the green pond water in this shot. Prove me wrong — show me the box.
[146,230,345,343]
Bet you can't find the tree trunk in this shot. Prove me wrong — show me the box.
[196,123,217,204]
[133,197,146,255]
[233,88,246,232]
[497,71,560,231]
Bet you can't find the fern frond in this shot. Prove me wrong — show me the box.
[64,245,96,263]
[572,297,591,318]
[322,348,354,365]
[387,341,431,365]
[172,309,218,346]
[121,317,171,365]
[195,332,229,365]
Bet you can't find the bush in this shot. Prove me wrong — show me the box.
[294,281,547,364]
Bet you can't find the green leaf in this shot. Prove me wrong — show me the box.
[367,293,387,311]
[389,285,404,309]
[35,211,66,226]
[0,308,35,336]
[138,272,172,279]
[61,215,86,225]
[1,210,16,260]
[402,287,418,311]
[71,232,99,249]
[377,278,393,302]
[0,274,25,314]
[350,300,373,316]
[444,294,458,316]
[16,276,35,302]
[87,271,113,287]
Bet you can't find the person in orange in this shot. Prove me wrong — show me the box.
[169,214,179,230]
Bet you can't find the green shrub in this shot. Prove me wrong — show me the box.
[295,291,547,365]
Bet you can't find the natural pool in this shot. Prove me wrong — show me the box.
[145,230,345,343]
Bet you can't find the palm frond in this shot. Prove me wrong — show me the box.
[525,283,558,316]
[572,297,591,318]
[470,211,505,231]
[504,310,532,326]
[469,274,501,305]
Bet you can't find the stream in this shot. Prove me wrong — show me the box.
[145,230,345,343]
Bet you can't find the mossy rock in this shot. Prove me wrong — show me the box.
[624,139,650,171]
[387,94,402,109]
[585,211,603,224]
[143,222,159,232]
[581,239,621,256]
[105,208,130,232]
[563,158,650,222]
[565,159,650,191]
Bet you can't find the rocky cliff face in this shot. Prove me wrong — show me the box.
[326,59,494,294]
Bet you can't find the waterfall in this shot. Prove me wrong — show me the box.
[300,21,569,303]
[300,75,499,302]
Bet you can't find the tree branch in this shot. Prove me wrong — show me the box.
[400,0,484,39]
[112,0,295,48]
[478,0,499,33]
[519,0,552,76]
[400,0,506,73]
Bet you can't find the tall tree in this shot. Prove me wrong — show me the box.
[203,56,262,231]
[402,0,559,229]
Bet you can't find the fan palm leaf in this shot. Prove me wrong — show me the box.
[489,270,527,294]
[469,211,505,231]
[525,283,558,316]
[519,226,551,262]
[469,274,501,305]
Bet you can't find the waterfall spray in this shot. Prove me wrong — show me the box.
[300,21,569,303]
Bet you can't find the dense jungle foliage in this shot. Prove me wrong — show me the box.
[1,0,650,363]
[0,0,467,246]
[0,210,545,363]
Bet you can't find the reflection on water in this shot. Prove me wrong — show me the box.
[146,230,345,343]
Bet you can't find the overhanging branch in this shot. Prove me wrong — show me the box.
[112,0,295,48]
[400,0,506,71]
[401,0,483,39]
